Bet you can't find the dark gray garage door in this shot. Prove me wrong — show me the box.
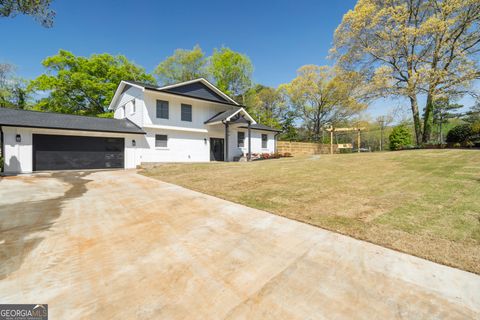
[33,134,124,171]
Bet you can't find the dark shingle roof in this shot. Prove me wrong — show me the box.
[0,107,145,134]
[239,123,282,132]
[163,82,230,104]
[124,79,241,107]
[204,109,239,124]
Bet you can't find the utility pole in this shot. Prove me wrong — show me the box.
[357,129,361,153]
[377,117,385,151]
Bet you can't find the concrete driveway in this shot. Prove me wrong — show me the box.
[0,170,479,319]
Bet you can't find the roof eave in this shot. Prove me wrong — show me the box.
[0,123,146,135]
[108,81,145,110]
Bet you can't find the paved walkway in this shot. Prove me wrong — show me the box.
[0,170,478,319]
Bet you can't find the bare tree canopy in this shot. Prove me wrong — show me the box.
[332,0,480,144]
[282,65,367,140]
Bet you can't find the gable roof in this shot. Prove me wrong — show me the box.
[109,78,240,109]
[0,107,145,135]
[204,108,256,125]
[204,109,239,124]
[162,81,231,104]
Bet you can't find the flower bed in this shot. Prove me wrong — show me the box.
[249,152,292,160]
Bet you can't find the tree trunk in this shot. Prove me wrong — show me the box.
[314,115,321,141]
[422,91,434,143]
[409,95,422,145]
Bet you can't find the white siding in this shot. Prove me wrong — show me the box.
[138,129,210,163]
[226,128,275,161]
[113,86,145,127]
[1,127,140,174]
[143,91,232,129]
[2,126,33,173]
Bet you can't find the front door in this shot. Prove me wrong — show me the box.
[210,138,224,161]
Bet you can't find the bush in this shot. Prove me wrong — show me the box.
[389,125,412,150]
[446,124,473,144]
[283,152,292,157]
[0,155,3,172]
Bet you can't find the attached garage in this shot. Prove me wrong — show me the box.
[0,107,145,174]
[33,134,125,171]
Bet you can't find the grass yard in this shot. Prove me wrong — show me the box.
[141,149,480,274]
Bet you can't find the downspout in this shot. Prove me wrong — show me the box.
[0,126,3,173]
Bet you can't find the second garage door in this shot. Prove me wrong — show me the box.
[33,134,124,171]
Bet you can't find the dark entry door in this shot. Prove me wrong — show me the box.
[33,134,124,171]
[210,138,224,161]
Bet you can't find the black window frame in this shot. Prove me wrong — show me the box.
[237,131,245,148]
[156,100,169,119]
[155,134,168,148]
[181,104,192,122]
[261,134,268,148]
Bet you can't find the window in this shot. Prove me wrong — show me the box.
[155,134,168,148]
[237,132,245,148]
[181,104,192,122]
[262,134,268,148]
[156,100,169,119]
[131,99,136,114]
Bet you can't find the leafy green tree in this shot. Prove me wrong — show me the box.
[0,63,14,106]
[0,0,55,27]
[154,45,207,85]
[244,85,287,128]
[389,125,412,150]
[431,98,463,143]
[446,124,473,143]
[0,63,29,109]
[208,47,253,103]
[464,103,480,123]
[278,111,298,140]
[29,50,156,115]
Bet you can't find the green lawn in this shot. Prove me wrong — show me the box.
[141,149,480,274]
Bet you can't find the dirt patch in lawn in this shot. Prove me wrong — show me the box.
[141,150,480,274]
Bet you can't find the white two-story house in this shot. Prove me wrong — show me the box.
[0,78,280,174]
[108,78,280,165]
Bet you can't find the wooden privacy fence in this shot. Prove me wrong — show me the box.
[277,141,338,156]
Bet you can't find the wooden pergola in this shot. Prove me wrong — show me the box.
[325,126,365,154]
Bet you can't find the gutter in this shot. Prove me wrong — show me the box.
[0,124,146,135]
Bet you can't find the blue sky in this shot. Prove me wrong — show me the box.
[0,0,475,117]
[0,0,355,85]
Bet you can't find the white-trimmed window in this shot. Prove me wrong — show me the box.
[156,100,169,119]
[155,134,168,148]
[237,132,245,148]
[181,104,192,122]
[262,134,268,148]
[131,99,136,114]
